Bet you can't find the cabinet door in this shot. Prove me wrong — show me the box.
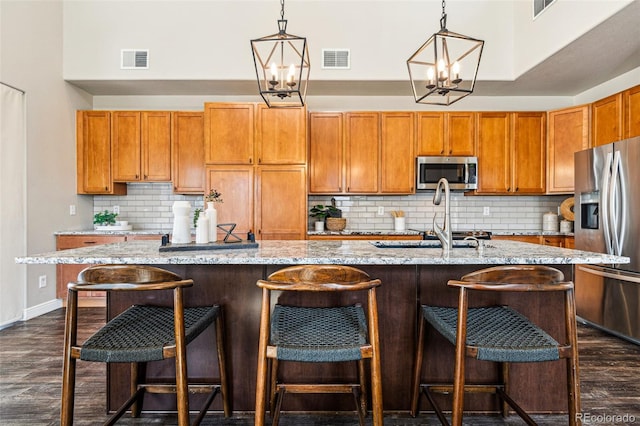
[111,111,141,181]
[309,112,344,193]
[76,111,125,195]
[416,112,445,155]
[256,105,306,164]
[255,166,307,240]
[512,112,546,194]
[380,112,415,193]
[547,105,590,193]
[345,112,379,193]
[447,112,476,155]
[592,93,622,147]
[623,85,640,138]
[141,111,172,181]
[476,112,511,193]
[205,166,254,239]
[172,112,205,194]
[204,103,254,164]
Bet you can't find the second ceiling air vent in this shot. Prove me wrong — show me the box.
[322,49,350,70]
[121,49,149,69]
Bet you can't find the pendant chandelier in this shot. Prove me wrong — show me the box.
[407,0,484,106]
[251,0,310,108]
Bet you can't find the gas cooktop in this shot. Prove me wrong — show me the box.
[412,230,492,240]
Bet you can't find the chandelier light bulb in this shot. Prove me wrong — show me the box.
[427,67,436,89]
[270,63,278,82]
[452,61,461,83]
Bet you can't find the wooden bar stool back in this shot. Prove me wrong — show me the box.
[410,265,581,426]
[60,265,230,426]
[255,264,383,426]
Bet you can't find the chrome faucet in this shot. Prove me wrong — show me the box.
[433,178,452,251]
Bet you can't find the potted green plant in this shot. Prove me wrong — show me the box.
[310,205,342,232]
[93,210,118,228]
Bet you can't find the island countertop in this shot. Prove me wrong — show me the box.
[16,239,628,266]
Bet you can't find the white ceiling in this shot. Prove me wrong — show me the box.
[68,0,640,97]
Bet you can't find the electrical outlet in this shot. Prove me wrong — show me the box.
[69,204,76,216]
[377,206,384,216]
[113,205,120,214]
[483,206,490,216]
[38,275,47,288]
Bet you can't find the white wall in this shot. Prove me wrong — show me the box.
[1,0,93,317]
[62,0,633,83]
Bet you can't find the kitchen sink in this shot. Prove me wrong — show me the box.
[370,241,478,249]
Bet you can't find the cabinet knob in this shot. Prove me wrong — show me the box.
[249,158,253,164]
[515,187,519,192]
[440,149,444,154]
[449,149,452,154]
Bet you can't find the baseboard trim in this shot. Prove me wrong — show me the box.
[24,298,63,321]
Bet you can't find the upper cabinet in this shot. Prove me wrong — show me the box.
[76,111,126,195]
[204,103,255,164]
[204,102,306,165]
[344,112,380,193]
[255,105,307,164]
[623,85,640,138]
[111,111,172,182]
[380,112,415,193]
[591,93,622,147]
[172,112,204,194]
[416,112,475,156]
[547,105,590,194]
[476,112,545,194]
[308,112,344,194]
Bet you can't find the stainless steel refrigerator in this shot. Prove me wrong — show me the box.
[574,136,640,345]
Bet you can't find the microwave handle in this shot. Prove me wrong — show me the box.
[464,164,469,183]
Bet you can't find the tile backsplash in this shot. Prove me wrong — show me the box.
[94,183,571,233]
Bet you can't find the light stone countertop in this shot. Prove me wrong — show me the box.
[17,239,627,266]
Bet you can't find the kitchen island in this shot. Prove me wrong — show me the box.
[17,240,628,416]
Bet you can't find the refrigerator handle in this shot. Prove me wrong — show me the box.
[602,152,613,255]
[610,150,627,257]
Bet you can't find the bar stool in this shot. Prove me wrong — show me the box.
[60,265,230,425]
[410,265,580,426]
[255,265,383,426]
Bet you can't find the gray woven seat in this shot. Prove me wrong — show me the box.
[422,305,560,363]
[271,305,367,362]
[80,305,219,363]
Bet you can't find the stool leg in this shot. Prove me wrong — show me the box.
[500,362,509,418]
[368,289,383,426]
[173,289,190,426]
[255,288,271,426]
[60,291,78,426]
[451,289,469,426]
[357,359,367,418]
[215,309,231,417]
[130,362,146,417]
[410,313,426,417]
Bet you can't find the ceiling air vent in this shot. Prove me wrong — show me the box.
[121,49,149,69]
[322,49,350,70]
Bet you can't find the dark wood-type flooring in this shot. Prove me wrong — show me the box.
[1,308,638,425]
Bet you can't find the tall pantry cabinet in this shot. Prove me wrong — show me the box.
[204,103,307,240]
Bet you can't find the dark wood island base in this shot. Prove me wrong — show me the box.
[107,263,574,416]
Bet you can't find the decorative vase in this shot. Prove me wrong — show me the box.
[206,202,218,242]
[196,214,209,244]
[171,201,192,244]
[314,221,325,232]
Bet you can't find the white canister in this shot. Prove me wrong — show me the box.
[394,217,406,232]
[542,212,559,232]
[171,201,192,244]
[560,220,573,234]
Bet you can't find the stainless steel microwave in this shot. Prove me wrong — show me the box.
[416,156,478,191]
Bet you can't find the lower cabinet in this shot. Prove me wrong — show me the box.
[205,165,307,240]
[56,234,162,305]
[308,234,422,241]
[492,235,574,247]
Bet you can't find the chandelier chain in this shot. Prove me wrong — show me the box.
[280,0,285,20]
[440,0,447,31]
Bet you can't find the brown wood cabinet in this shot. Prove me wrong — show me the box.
[309,112,344,193]
[623,84,640,138]
[380,112,415,193]
[204,103,255,164]
[206,165,307,241]
[492,234,574,248]
[255,166,307,240]
[205,165,254,240]
[76,111,126,195]
[546,105,590,194]
[255,105,307,164]
[345,112,380,193]
[416,111,475,156]
[592,93,623,147]
[308,234,422,241]
[476,112,545,194]
[111,111,172,182]
[172,112,205,194]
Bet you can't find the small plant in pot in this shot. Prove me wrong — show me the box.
[93,210,119,228]
[310,205,343,232]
